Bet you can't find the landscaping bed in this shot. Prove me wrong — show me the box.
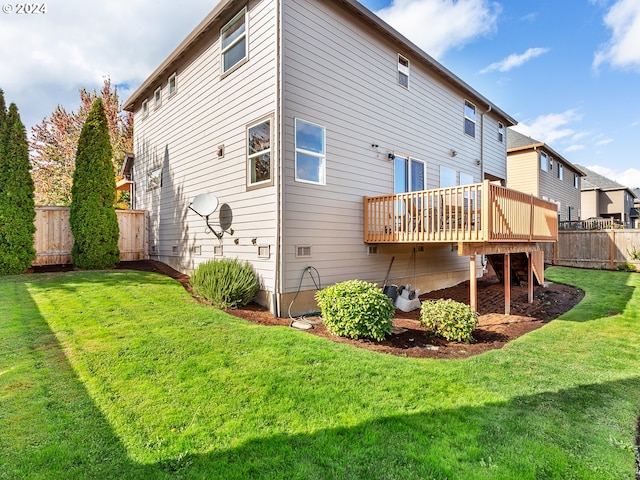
[106,260,585,359]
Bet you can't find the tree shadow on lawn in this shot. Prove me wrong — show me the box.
[7,270,640,479]
[156,376,640,479]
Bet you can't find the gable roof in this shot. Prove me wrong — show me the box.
[576,164,636,195]
[123,0,517,127]
[507,128,586,176]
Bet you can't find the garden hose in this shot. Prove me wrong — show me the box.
[288,266,322,327]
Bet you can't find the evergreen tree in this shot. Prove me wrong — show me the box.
[0,100,36,275]
[69,98,120,269]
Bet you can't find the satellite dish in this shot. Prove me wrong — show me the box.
[189,193,219,217]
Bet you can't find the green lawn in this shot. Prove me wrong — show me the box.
[1,267,639,479]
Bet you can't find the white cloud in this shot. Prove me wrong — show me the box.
[593,0,640,71]
[375,0,501,59]
[511,110,583,145]
[479,47,549,74]
[586,165,640,189]
[595,138,614,146]
[0,0,216,130]
[564,145,585,153]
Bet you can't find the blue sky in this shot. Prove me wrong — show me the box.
[1,0,639,187]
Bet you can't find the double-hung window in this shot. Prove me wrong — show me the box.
[558,163,564,180]
[574,173,579,189]
[398,54,410,88]
[464,100,476,138]
[221,8,247,74]
[295,119,325,185]
[540,151,548,172]
[498,122,504,142]
[247,119,271,187]
[168,73,177,96]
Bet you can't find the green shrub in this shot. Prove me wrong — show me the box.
[315,280,394,341]
[190,258,259,309]
[616,262,636,272]
[420,299,478,343]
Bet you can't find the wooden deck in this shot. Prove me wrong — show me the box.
[364,180,558,245]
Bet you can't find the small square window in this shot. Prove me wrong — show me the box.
[141,99,149,119]
[398,54,409,88]
[147,167,162,190]
[154,87,162,109]
[168,73,177,96]
[464,100,476,138]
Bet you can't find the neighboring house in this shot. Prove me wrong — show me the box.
[124,0,556,316]
[506,129,585,222]
[633,188,640,229]
[577,165,637,228]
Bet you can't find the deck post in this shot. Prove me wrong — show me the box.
[527,252,534,304]
[469,255,477,312]
[504,252,511,315]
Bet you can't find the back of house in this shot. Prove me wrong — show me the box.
[125,0,517,317]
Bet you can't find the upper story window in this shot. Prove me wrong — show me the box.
[247,119,271,187]
[295,118,325,185]
[558,163,564,180]
[464,100,476,138]
[221,8,248,74]
[154,87,162,109]
[540,151,548,172]
[398,54,410,88]
[574,173,579,188]
[498,122,504,143]
[168,73,177,96]
[141,99,149,119]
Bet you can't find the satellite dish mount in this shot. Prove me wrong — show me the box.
[188,193,231,239]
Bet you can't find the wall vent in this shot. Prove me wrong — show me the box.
[191,245,202,255]
[150,244,157,254]
[213,245,223,256]
[172,245,178,254]
[258,245,270,258]
[296,245,312,258]
[367,245,378,255]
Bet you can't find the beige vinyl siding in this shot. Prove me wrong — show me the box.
[132,0,278,288]
[581,190,599,219]
[507,151,539,196]
[280,0,493,292]
[538,155,580,221]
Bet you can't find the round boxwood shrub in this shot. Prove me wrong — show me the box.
[190,258,259,309]
[315,279,394,341]
[420,298,478,343]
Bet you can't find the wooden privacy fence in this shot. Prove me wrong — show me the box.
[33,207,148,266]
[542,229,640,270]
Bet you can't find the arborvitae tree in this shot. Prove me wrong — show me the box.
[69,98,120,269]
[0,100,36,275]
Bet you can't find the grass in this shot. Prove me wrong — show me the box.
[0,266,639,479]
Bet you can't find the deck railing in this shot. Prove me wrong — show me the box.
[364,180,558,244]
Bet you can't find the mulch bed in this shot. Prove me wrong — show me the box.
[84,259,585,360]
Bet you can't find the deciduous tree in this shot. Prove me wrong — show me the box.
[31,78,133,206]
[69,98,120,269]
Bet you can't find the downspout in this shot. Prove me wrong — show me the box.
[273,0,283,317]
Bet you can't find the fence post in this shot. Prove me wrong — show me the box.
[609,229,615,270]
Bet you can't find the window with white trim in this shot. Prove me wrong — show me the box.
[540,151,548,172]
[147,167,161,190]
[398,54,409,88]
[574,173,579,189]
[247,119,271,187]
[295,118,325,185]
[464,100,476,138]
[558,163,564,180]
[154,87,162,109]
[395,155,425,193]
[141,99,149,119]
[168,73,177,96]
[221,8,247,74]
[498,122,504,142]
